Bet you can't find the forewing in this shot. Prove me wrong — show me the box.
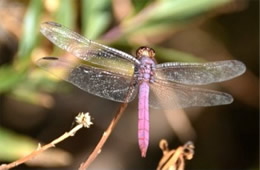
[40,21,140,76]
[37,57,138,102]
[149,81,233,109]
[155,60,246,85]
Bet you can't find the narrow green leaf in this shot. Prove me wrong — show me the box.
[0,66,26,92]
[155,47,205,63]
[147,0,230,21]
[124,0,231,35]
[18,0,43,60]
[0,127,37,161]
[0,127,73,166]
[54,0,76,28]
[82,0,112,39]
[132,0,153,13]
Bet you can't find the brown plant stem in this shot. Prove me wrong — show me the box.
[0,112,92,170]
[79,102,128,170]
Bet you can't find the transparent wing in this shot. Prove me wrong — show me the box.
[155,60,246,85]
[37,57,138,102]
[40,21,140,76]
[149,81,233,109]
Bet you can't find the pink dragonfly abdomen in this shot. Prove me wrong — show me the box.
[136,51,155,157]
[138,82,150,157]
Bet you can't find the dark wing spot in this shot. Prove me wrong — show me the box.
[42,56,58,60]
[45,21,62,27]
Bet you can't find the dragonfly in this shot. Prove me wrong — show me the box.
[37,21,246,157]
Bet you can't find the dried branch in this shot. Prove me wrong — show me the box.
[78,102,128,170]
[0,112,93,170]
[157,139,195,170]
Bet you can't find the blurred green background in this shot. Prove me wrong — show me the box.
[0,0,258,169]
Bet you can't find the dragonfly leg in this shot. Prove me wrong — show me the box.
[149,77,155,83]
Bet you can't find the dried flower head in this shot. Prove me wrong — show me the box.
[75,112,93,128]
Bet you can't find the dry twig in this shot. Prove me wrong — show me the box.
[0,112,93,170]
[79,102,128,170]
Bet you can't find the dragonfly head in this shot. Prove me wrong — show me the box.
[136,46,155,59]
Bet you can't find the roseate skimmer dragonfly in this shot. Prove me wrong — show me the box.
[37,21,246,157]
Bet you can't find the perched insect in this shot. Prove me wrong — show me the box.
[38,21,246,157]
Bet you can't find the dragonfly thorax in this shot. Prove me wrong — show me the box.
[138,57,155,83]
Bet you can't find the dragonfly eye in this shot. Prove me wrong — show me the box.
[136,46,155,59]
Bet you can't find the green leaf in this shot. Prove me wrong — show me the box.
[146,0,230,21]
[18,0,43,60]
[124,0,231,35]
[82,0,112,39]
[132,0,153,13]
[9,70,66,107]
[0,127,37,161]
[154,47,205,63]
[54,0,76,28]
[0,127,73,167]
[0,66,26,92]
